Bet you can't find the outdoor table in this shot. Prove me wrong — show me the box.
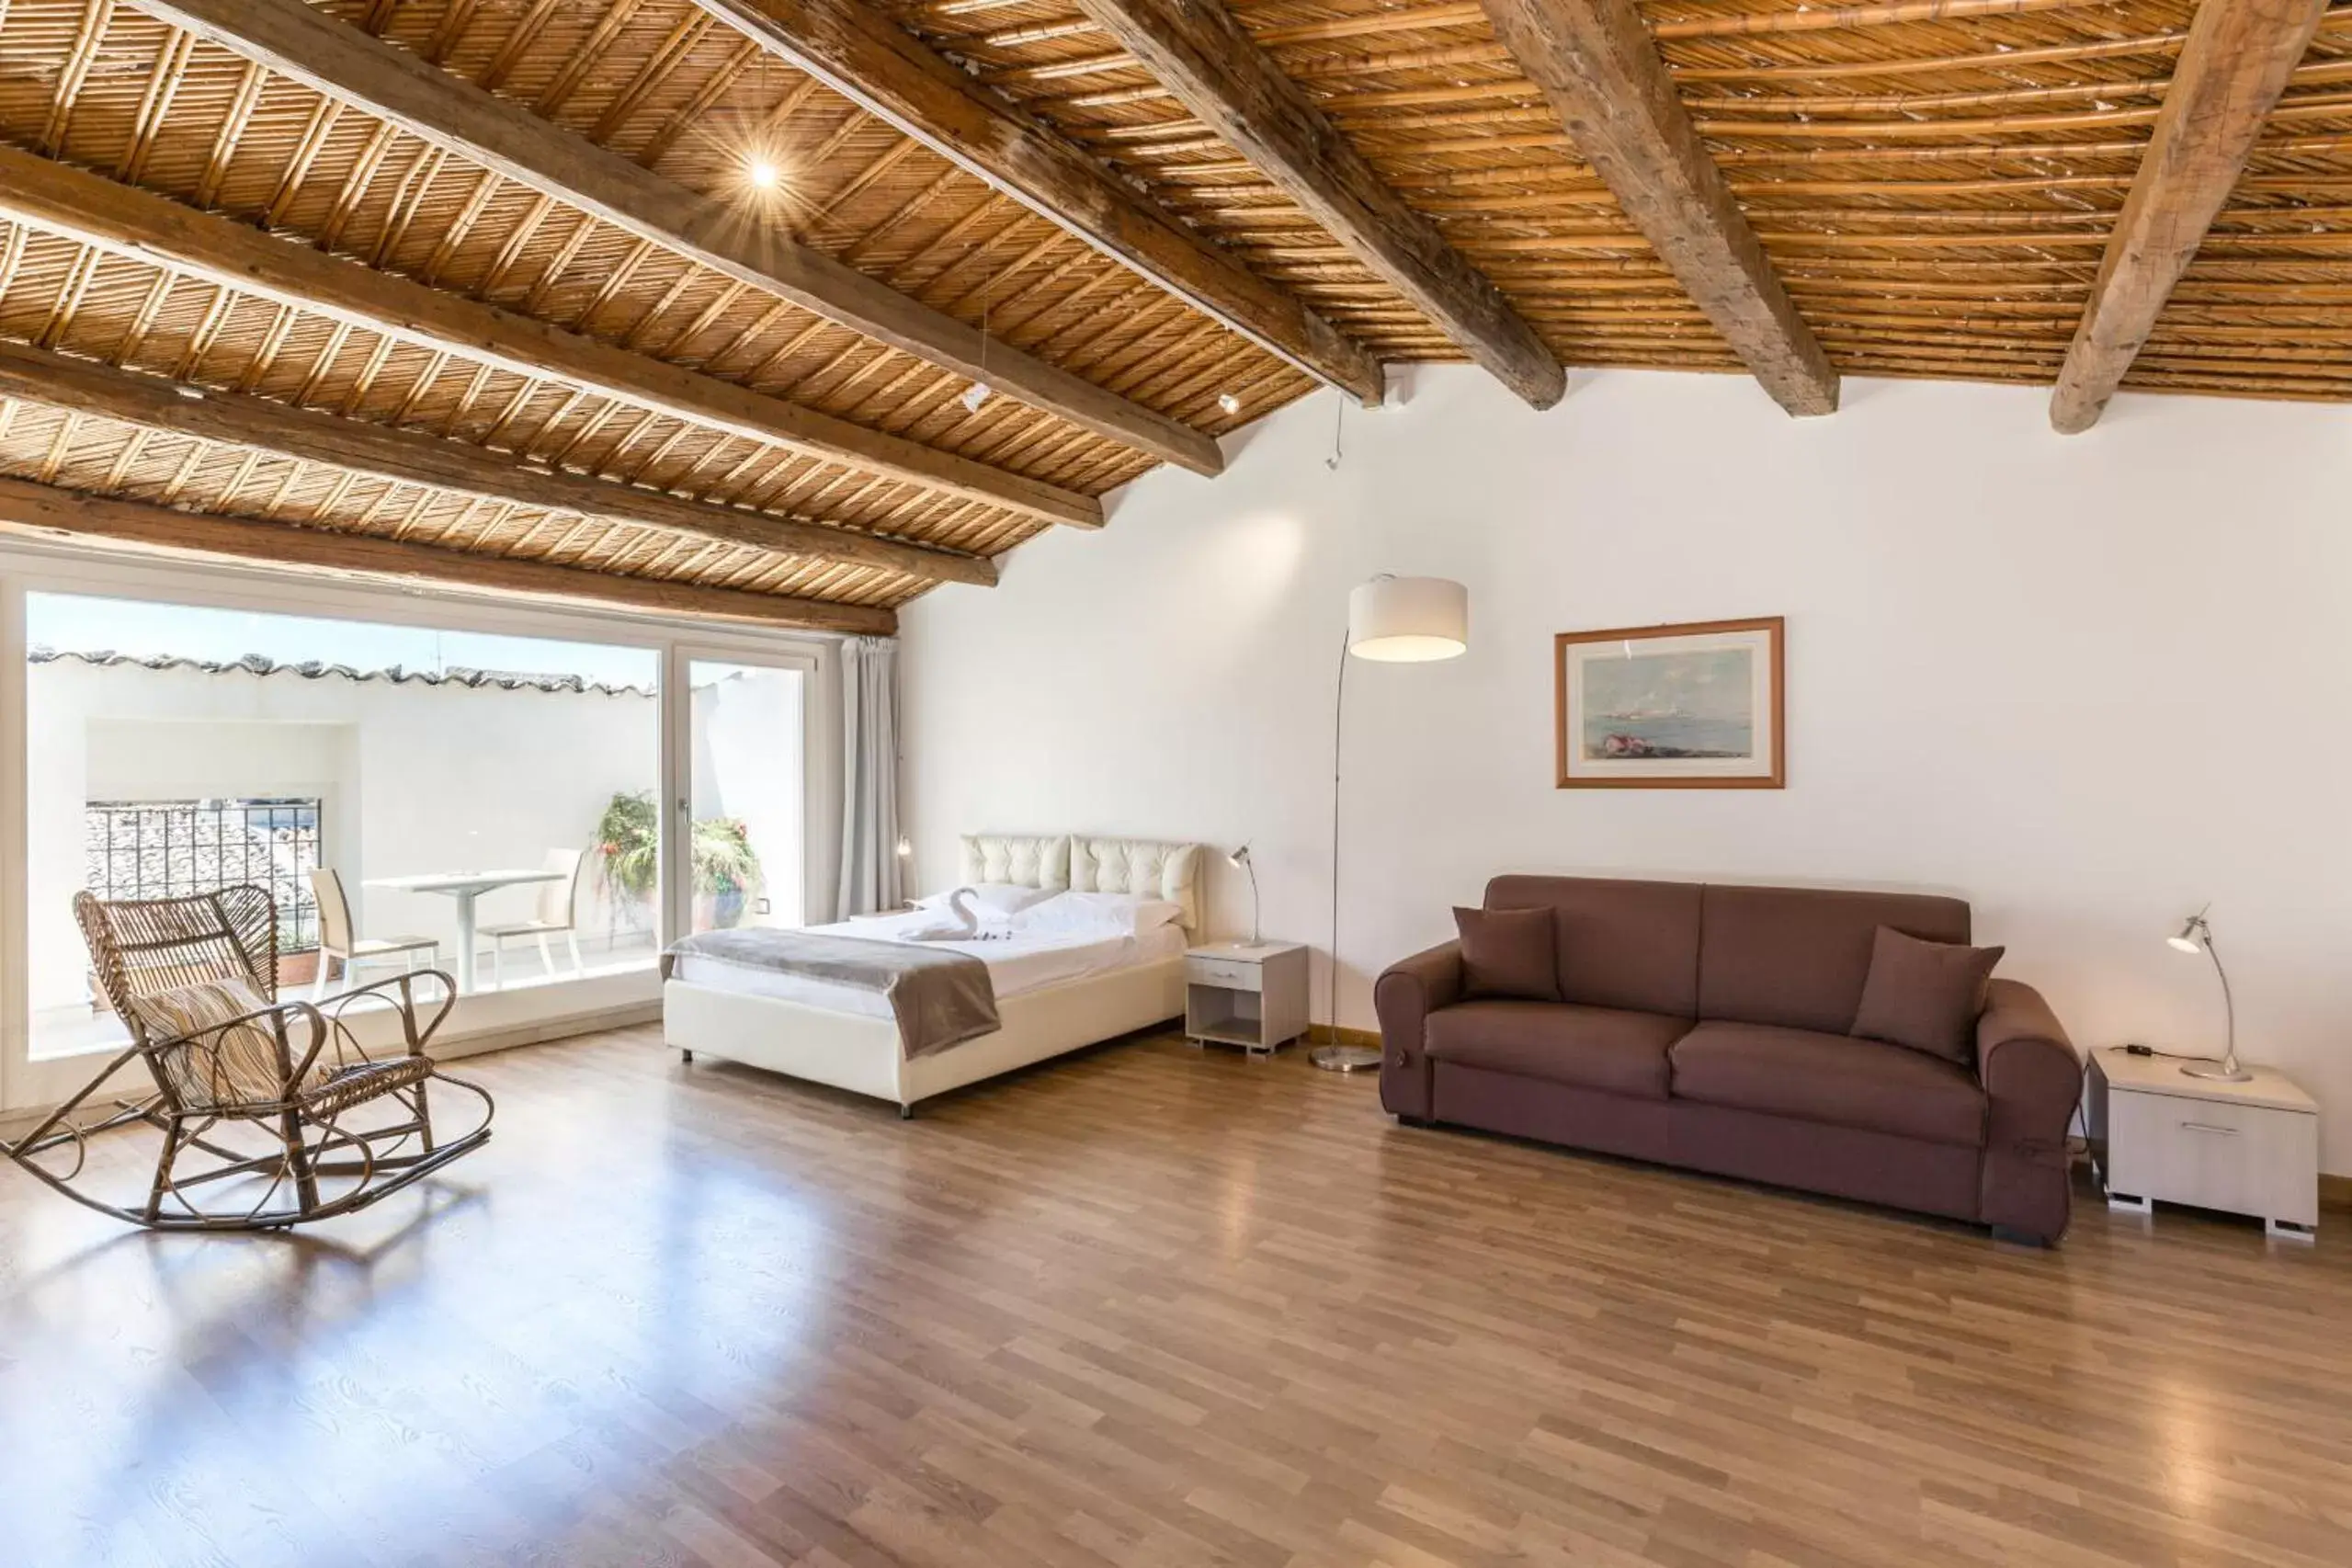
[365,869,566,994]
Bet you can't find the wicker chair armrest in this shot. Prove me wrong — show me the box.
[320,969,458,1061]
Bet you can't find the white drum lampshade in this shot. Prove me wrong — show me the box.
[1346,575,1469,663]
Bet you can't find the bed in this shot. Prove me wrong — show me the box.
[662,834,1200,1115]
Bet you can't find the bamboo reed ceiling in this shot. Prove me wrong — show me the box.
[0,0,1312,623]
[0,0,2346,625]
[894,0,2352,400]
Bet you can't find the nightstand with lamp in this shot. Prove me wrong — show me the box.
[2087,906,2319,1237]
[1184,844,1308,1056]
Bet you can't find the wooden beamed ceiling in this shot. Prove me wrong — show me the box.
[1069,0,1564,405]
[1477,0,1838,414]
[2051,0,2334,429]
[693,0,1389,403]
[133,0,1228,473]
[1,0,2350,631]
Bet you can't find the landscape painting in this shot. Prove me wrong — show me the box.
[1555,618,1784,789]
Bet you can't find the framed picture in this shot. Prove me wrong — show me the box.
[1555,617,1784,789]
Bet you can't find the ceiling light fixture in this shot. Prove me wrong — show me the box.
[960,381,991,414]
[746,157,780,190]
[1217,392,1241,415]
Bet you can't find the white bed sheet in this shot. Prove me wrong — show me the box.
[667,915,1186,1019]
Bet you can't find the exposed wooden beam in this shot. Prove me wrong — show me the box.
[0,474,894,635]
[126,0,1225,475]
[2050,0,2330,433]
[691,0,1384,408]
[1067,0,1563,408]
[0,144,1103,530]
[1477,0,1839,416]
[0,339,995,587]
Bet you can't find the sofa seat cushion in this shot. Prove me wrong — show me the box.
[1425,1002,1691,1100]
[1669,1020,1987,1147]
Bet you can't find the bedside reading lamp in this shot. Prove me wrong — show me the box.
[2167,907,2249,1082]
[1319,575,1470,1074]
[1227,845,1260,945]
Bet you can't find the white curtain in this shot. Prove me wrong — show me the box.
[835,635,902,916]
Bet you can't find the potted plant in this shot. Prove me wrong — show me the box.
[694,816,759,929]
[595,790,659,921]
[594,790,763,931]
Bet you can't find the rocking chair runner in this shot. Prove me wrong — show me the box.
[1,885,494,1231]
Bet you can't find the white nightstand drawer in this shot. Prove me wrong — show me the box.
[1187,954,1261,991]
[2106,1090,2318,1228]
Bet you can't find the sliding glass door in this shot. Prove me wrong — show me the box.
[0,548,833,1119]
[671,652,812,938]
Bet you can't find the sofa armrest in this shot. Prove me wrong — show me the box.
[1974,978,2083,1241]
[1375,940,1463,1120]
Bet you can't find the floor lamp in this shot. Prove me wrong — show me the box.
[1315,574,1470,1073]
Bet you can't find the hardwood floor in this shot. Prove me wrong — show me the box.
[6,1027,2352,1568]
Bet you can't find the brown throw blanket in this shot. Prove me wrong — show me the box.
[661,928,1000,1059]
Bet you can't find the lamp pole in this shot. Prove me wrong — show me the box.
[1315,576,1469,1074]
[1317,630,1376,1072]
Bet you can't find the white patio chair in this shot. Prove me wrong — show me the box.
[482,847,587,988]
[310,868,438,1002]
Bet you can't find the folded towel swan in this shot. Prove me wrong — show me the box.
[899,887,1011,943]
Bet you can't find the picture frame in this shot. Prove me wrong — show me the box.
[1554,617,1785,790]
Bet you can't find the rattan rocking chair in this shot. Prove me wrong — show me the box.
[1,885,494,1231]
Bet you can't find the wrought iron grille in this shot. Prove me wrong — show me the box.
[84,798,324,952]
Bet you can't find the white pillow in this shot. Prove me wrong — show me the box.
[1019,890,1185,936]
[912,881,1054,918]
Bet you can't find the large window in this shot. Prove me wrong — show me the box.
[25,590,676,1060]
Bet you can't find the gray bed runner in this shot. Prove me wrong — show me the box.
[662,928,1000,1059]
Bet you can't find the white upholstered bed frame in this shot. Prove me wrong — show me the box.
[662,835,1201,1116]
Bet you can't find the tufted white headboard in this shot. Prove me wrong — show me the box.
[960,834,1203,933]
[960,834,1070,892]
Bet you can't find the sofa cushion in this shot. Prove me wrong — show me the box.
[1426,1001,1689,1100]
[1454,905,1560,1001]
[1850,926,2005,1063]
[1484,875,1704,1017]
[1669,1020,1987,1146]
[1697,884,1972,1035]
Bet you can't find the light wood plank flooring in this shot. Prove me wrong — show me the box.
[5,1026,2351,1567]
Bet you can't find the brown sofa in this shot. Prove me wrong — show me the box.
[1375,876,2084,1244]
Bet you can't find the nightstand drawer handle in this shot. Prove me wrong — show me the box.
[2179,1121,2240,1136]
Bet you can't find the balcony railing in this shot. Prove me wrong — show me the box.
[84,797,324,953]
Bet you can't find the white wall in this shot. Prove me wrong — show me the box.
[901,365,2352,1173]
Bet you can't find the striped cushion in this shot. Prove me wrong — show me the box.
[128,978,285,1110]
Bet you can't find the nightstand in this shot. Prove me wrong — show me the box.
[1184,941,1309,1056]
[2087,1047,2319,1238]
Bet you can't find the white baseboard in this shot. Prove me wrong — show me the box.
[429,1001,662,1062]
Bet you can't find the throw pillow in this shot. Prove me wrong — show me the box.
[1850,926,2005,1064]
[1453,905,1561,1002]
[127,976,286,1110]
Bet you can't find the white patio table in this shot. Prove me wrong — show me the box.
[365,869,566,994]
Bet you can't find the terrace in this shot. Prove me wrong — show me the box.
[26,594,805,1062]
